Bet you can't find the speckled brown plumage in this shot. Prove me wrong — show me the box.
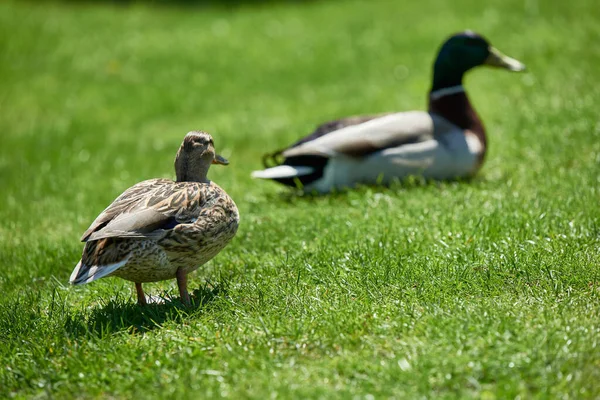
[70,131,239,306]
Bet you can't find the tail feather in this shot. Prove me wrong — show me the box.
[70,256,130,285]
[251,165,315,180]
[262,150,285,169]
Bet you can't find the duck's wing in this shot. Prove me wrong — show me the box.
[262,113,391,168]
[80,179,202,243]
[282,111,438,159]
[71,180,207,285]
[290,113,393,149]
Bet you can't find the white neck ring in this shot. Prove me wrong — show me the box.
[430,85,465,101]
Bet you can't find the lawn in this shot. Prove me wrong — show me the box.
[1,0,599,398]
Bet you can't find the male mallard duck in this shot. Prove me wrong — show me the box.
[70,131,239,306]
[252,31,525,193]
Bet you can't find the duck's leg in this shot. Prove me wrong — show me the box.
[176,268,191,306]
[135,282,147,306]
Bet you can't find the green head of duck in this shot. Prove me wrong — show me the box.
[432,31,525,91]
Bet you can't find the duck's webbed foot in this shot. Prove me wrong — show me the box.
[135,282,167,305]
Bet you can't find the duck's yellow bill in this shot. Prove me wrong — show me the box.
[213,154,229,165]
[485,47,526,72]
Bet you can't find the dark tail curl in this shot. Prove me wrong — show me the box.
[262,150,286,168]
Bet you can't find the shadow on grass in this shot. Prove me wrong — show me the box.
[266,175,483,204]
[65,283,225,337]
[42,0,320,9]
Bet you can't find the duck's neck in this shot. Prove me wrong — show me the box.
[427,85,487,163]
[428,87,482,133]
[429,60,484,132]
[176,172,210,183]
[176,165,210,183]
[174,153,211,183]
[431,59,466,92]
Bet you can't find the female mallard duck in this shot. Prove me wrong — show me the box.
[70,131,239,306]
[252,31,525,193]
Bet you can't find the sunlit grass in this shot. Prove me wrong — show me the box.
[1,0,599,398]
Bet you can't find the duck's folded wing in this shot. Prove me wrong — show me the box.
[289,113,393,148]
[80,180,200,242]
[283,111,437,158]
[261,114,391,169]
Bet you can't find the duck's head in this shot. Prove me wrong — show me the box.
[432,31,525,91]
[175,131,229,182]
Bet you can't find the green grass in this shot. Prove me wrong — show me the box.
[1,0,599,398]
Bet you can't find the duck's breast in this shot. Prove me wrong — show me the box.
[160,187,239,273]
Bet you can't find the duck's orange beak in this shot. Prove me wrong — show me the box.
[213,154,229,165]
